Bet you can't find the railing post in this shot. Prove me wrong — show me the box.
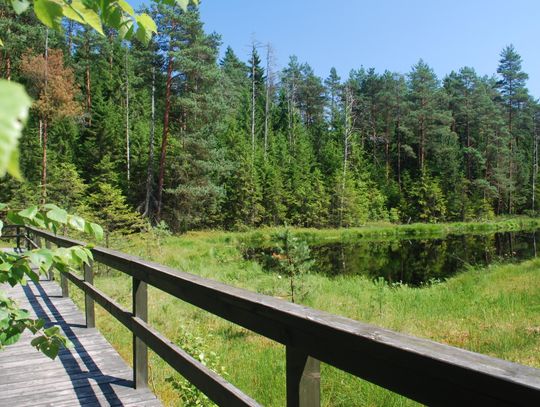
[60,268,69,298]
[15,226,21,252]
[34,234,42,249]
[45,241,54,280]
[84,261,95,328]
[286,347,320,407]
[133,277,148,388]
[25,229,32,251]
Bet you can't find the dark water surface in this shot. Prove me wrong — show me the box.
[245,231,540,286]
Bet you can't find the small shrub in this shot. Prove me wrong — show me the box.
[272,228,314,303]
[165,329,227,406]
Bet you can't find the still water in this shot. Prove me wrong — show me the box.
[245,231,540,286]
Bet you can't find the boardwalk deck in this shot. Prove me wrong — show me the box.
[0,278,162,407]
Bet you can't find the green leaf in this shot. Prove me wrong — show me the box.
[0,80,31,180]
[176,0,189,10]
[44,326,60,336]
[43,203,60,210]
[62,1,86,24]
[6,211,24,225]
[33,0,64,31]
[28,249,53,271]
[40,341,59,359]
[89,223,103,241]
[118,13,134,39]
[71,246,89,265]
[0,308,9,321]
[18,205,38,220]
[10,0,30,14]
[68,215,85,231]
[31,213,46,228]
[13,308,29,320]
[6,149,22,180]
[31,336,47,347]
[76,3,104,35]
[117,0,134,16]
[2,330,21,346]
[46,207,68,224]
[135,13,157,44]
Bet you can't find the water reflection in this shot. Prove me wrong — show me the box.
[245,231,540,286]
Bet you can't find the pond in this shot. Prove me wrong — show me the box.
[244,231,540,286]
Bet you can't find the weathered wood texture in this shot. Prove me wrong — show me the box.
[0,278,162,407]
[27,226,540,407]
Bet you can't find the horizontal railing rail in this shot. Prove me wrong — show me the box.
[17,226,540,406]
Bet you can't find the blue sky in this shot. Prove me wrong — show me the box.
[162,1,540,96]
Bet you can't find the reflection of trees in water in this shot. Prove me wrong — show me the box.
[310,231,540,285]
[246,231,540,286]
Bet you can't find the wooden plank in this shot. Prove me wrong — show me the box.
[0,366,132,393]
[0,348,123,370]
[0,357,129,379]
[40,390,160,407]
[0,278,162,407]
[0,381,145,407]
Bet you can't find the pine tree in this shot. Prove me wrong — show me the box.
[497,45,530,214]
[162,6,226,230]
[86,182,146,243]
[221,125,263,229]
[408,60,454,174]
[20,48,81,203]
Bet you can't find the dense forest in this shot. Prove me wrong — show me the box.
[2,5,539,234]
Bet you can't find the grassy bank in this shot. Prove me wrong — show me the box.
[67,221,540,406]
[237,216,540,247]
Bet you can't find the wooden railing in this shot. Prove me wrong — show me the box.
[11,226,540,406]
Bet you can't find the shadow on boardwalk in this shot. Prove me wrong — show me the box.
[0,279,161,407]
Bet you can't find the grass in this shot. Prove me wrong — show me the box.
[66,219,540,406]
[236,216,540,247]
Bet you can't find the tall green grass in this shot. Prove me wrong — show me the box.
[67,220,540,406]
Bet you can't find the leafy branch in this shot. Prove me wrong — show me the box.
[0,204,103,358]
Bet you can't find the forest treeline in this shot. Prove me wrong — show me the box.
[1,5,539,233]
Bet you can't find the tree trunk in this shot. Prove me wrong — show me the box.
[508,108,513,214]
[144,66,156,218]
[264,44,271,160]
[397,118,402,189]
[67,20,74,55]
[39,119,43,147]
[419,116,425,171]
[340,87,353,228]
[125,47,130,184]
[157,52,174,221]
[533,118,538,212]
[251,48,256,160]
[84,32,92,125]
[466,115,472,181]
[41,30,49,205]
[41,118,48,205]
[5,53,11,81]
[85,65,92,125]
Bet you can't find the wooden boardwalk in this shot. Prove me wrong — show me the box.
[0,278,162,407]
